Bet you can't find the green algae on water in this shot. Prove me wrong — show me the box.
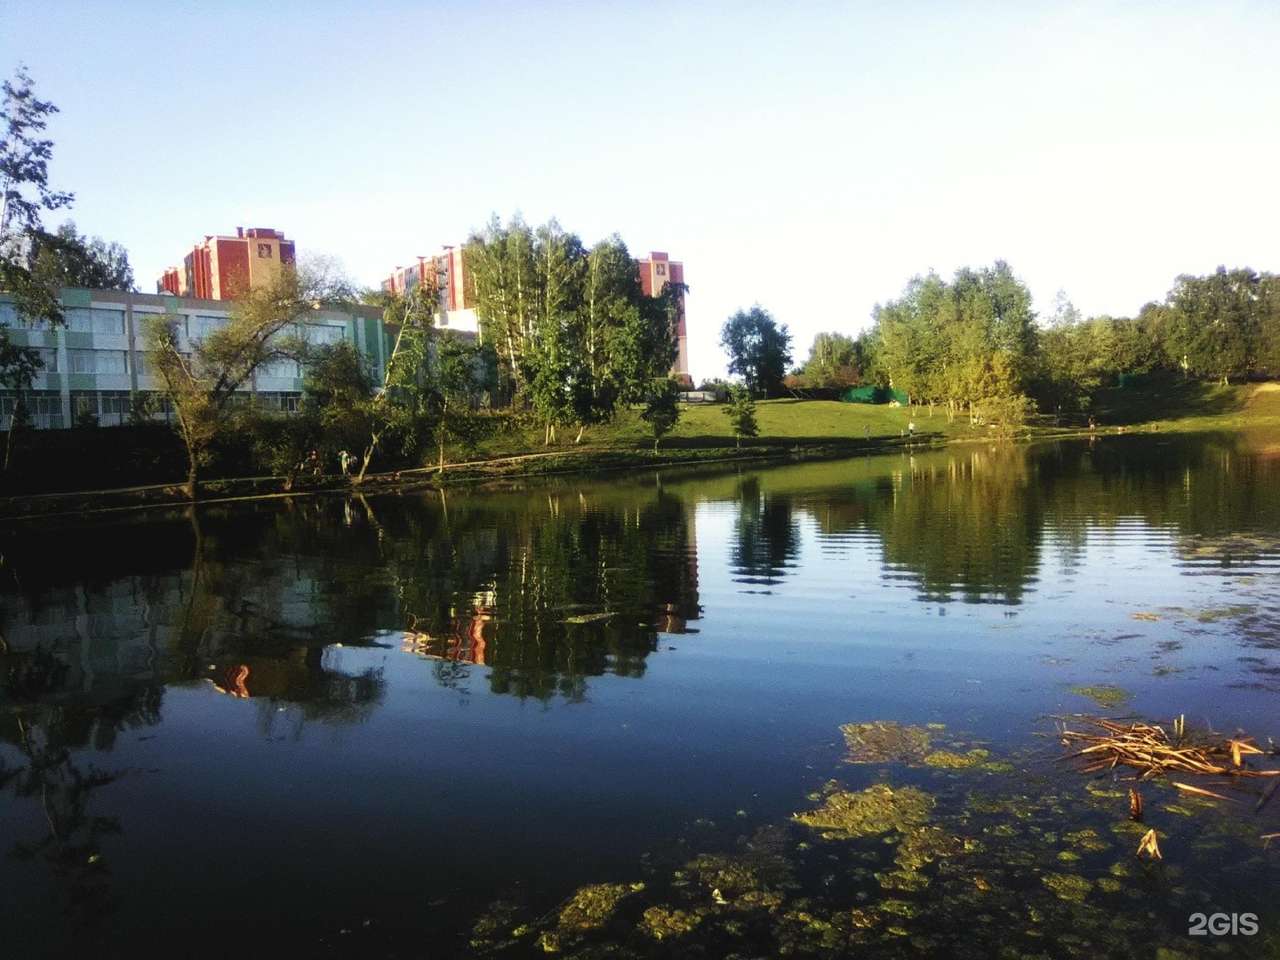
[1041,872,1093,902]
[923,748,991,769]
[639,906,703,941]
[557,882,644,932]
[840,721,933,763]
[792,783,934,840]
[1069,684,1131,709]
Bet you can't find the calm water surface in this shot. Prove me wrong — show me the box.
[3,433,1280,958]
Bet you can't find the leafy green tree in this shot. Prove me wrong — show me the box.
[0,334,40,471]
[431,332,496,471]
[465,215,538,397]
[251,340,377,486]
[466,216,681,443]
[1160,267,1264,384]
[354,281,439,483]
[720,305,792,397]
[722,384,759,447]
[796,331,864,388]
[0,65,74,327]
[146,263,352,498]
[577,236,680,439]
[1,65,73,467]
[23,221,135,291]
[640,376,681,451]
[1258,274,1280,378]
[868,262,1036,419]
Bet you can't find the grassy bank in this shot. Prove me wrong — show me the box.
[2,380,1278,520]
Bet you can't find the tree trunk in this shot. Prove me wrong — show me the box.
[653,437,660,452]
[575,425,584,444]
[355,432,381,486]
[438,400,448,473]
[2,414,16,473]
[184,450,199,502]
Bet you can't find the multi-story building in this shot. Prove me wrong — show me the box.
[383,245,691,382]
[157,227,296,300]
[381,246,477,332]
[0,288,388,429]
[637,251,690,385]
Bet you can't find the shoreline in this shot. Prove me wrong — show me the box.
[1,407,1277,522]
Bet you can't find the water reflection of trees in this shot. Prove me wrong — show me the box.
[387,487,702,702]
[730,478,800,588]
[0,679,162,936]
[785,432,1280,605]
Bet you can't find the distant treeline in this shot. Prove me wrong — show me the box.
[791,264,1280,417]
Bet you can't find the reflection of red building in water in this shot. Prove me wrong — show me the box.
[402,591,496,665]
[637,252,690,386]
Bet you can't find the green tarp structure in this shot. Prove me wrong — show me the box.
[840,385,909,405]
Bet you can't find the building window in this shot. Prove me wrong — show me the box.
[100,391,132,417]
[305,324,344,345]
[37,348,59,373]
[656,263,666,276]
[69,349,128,375]
[0,302,53,330]
[260,359,300,379]
[257,243,272,258]
[66,307,126,335]
[190,315,225,340]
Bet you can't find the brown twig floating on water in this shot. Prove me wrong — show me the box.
[1128,787,1143,821]
[1056,716,1280,784]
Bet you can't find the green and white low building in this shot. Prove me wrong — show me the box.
[0,288,389,429]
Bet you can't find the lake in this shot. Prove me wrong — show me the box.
[3,432,1279,958]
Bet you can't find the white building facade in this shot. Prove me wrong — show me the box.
[0,288,389,429]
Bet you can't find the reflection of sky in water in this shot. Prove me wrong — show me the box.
[2,434,1279,955]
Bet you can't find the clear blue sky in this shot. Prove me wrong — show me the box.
[4,1,1278,381]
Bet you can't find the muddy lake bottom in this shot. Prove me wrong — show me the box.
[3,432,1280,957]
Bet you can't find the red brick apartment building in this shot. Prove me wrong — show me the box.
[157,227,296,300]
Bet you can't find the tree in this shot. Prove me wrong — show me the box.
[867,262,1036,419]
[0,65,74,327]
[796,331,863,389]
[640,377,681,451]
[1,66,73,472]
[431,332,496,471]
[353,281,439,484]
[146,262,353,498]
[575,235,680,441]
[466,215,681,443]
[720,306,792,397]
[1160,267,1264,384]
[0,332,40,471]
[465,215,538,397]
[251,340,377,487]
[24,221,135,291]
[722,384,759,448]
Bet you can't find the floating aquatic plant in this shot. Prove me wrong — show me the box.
[839,721,933,763]
[792,783,934,840]
[1068,684,1132,709]
[556,882,644,932]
